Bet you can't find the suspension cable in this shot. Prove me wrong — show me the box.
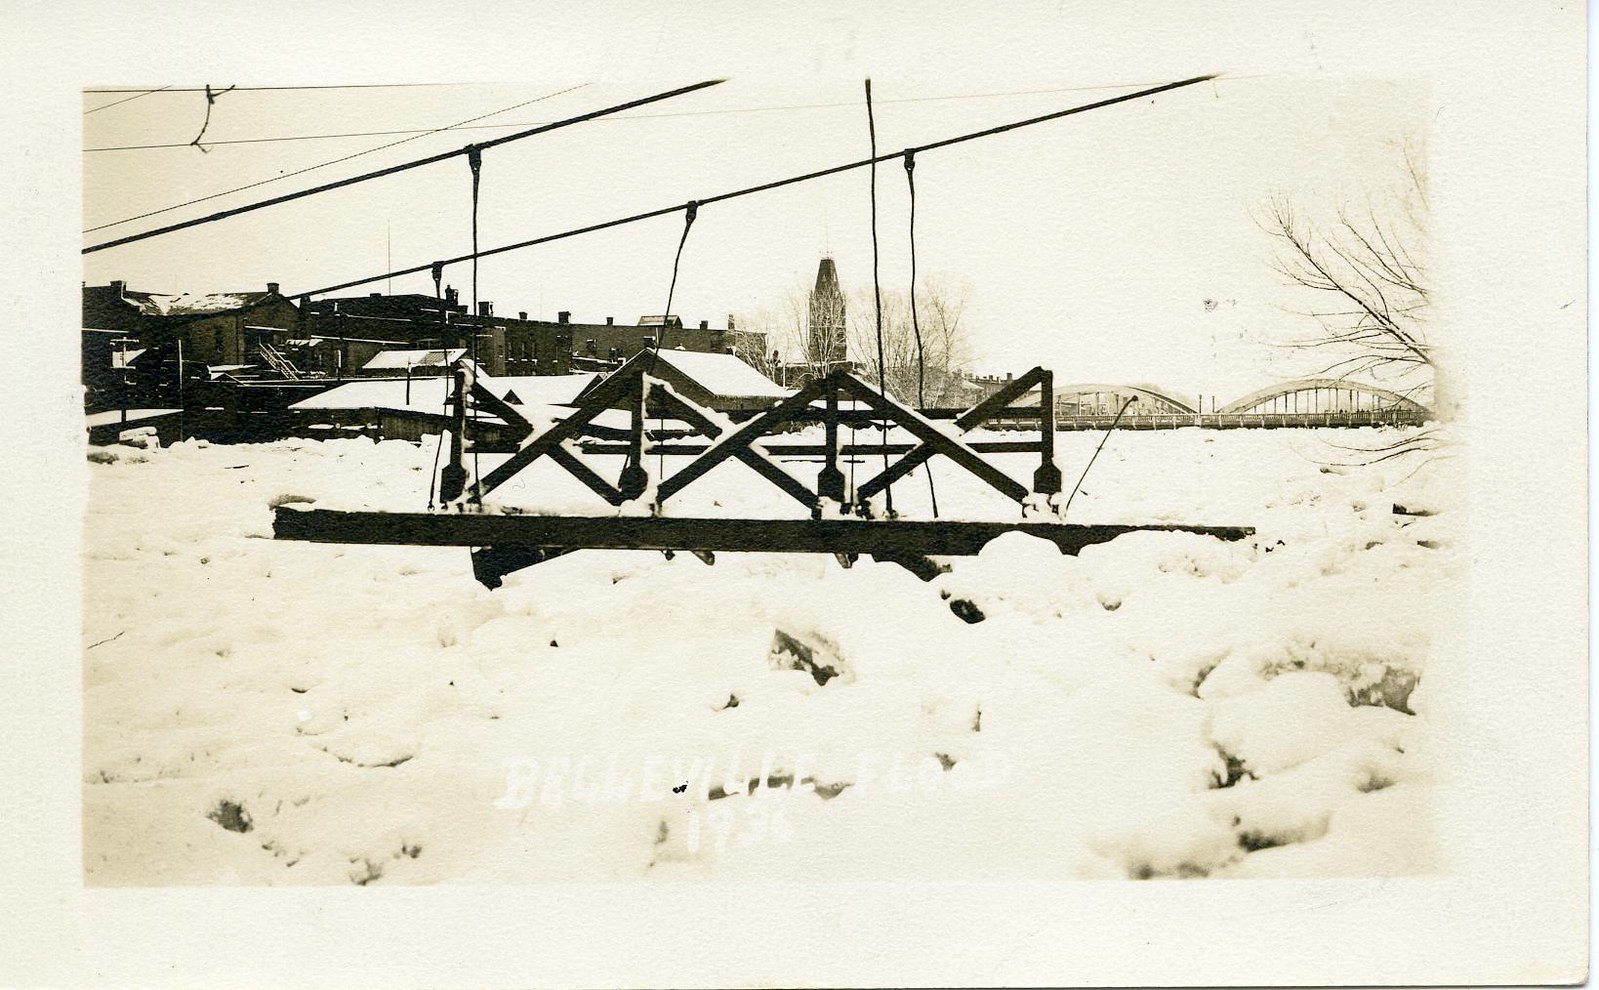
[468,147,484,504]
[904,147,939,518]
[645,202,699,482]
[425,262,448,510]
[84,79,726,254]
[287,74,1216,299]
[865,79,893,519]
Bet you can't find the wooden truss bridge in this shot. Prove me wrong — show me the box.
[273,353,1253,588]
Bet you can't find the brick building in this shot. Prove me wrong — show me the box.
[293,292,765,378]
[83,280,300,367]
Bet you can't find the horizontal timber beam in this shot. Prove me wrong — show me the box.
[569,440,1047,457]
[274,506,1253,557]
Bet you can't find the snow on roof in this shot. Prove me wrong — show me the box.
[652,350,789,399]
[85,408,180,428]
[361,348,466,370]
[131,292,271,317]
[495,374,598,407]
[289,371,594,416]
[289,377,454,414]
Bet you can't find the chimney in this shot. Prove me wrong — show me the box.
[267,282,280,295]
[370,292,382,298]
[109,280,125,298]
[699,319,709,330]
[558,311,571,324]
[446,286,459,307]
[519,312,527,321]
[478,302,493,317]
[728,314,736,331]
[606,316,614,325]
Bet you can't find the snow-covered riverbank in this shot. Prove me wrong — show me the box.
[82,427,1455,883]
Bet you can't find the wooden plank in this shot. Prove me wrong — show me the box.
[275,506,1253,558]
[468,380,534,436]
[838,375,1029,503]
[654,380,828,502]
[847,366,1049,499]
[726,448,818,509]
[644,382,725,439]
[547,445,626,505]
[573,440,1046,457]
[476,372,639,494]
[641,377,814,508]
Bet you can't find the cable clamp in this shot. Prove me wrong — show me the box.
[903,148,916,173]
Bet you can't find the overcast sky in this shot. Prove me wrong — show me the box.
[83,30,1427,402]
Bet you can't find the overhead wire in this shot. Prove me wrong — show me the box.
[85,79,1241,152]
[86,84,589,233]
[287,74,1217,300]
[83,78,726,254]
[84,85,171,115]
[84,84,464,94]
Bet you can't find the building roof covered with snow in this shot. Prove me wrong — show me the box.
[572,348,791,415]
[360,348,466,371]
[289,371,597,418]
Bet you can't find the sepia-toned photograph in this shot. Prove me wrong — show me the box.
[5,1,1587,986]
[80,71,1448,886]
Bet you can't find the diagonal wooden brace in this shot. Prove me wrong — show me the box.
[838,374,1029,504]
[654,380,828,502]
[853,367,1053,501]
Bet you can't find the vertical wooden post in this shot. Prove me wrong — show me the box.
[1032,368,1062,494]
[618,371,649,500]
[818,371,845,510]
[438,366,468,502]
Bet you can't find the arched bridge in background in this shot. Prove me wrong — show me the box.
[1033,378,1432,430]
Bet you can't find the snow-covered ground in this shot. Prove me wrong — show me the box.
[82,425,1456,884]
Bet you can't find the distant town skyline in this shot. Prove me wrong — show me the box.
[84,72,1427,399]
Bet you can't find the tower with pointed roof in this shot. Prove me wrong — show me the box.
[807,257,847,369]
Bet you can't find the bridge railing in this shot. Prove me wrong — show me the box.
[1049,409,1431,431]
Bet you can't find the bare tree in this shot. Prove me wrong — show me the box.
[732,287,832,388]
[1261,139,1434,403]
[738,274,976,402]
[1261,138,1448,472]
[847,276,974,407]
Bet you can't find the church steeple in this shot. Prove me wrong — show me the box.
[808,257,846,368]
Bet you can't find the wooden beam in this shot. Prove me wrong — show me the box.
[547,445,626,505]
[571,440,1047,457]
[275,506,1253,558]
[849,366,1051,502]
[654,380,828,502]
[467,379,535,436]
[838,375,1029,504]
